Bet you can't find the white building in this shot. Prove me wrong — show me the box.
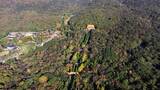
[7,32,38,39]
[6,45,17,51]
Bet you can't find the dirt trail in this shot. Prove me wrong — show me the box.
[36,31,61,47]
[64,15,74,25]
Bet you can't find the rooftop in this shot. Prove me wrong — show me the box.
[87,24,95,31]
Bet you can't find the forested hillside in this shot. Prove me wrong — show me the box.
[0,0,159,89]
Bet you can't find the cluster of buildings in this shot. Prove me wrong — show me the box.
[7,29,54,40]
[7,32,38,40]
[0,29,60,63]
[0,29,56,51]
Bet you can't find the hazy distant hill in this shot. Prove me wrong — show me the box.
[0,0,121,11]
